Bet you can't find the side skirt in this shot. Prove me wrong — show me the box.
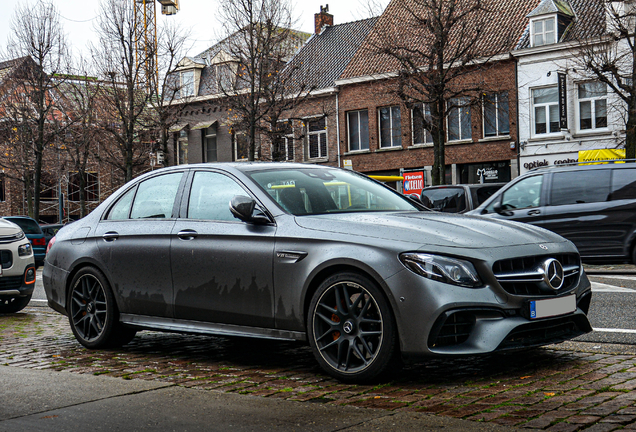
[119,314,307,342]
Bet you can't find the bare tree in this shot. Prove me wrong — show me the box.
[367,0,514,184]
[2,0,70,219]
[91,0,156,183]
[216,0,310,161]
[576,1,636,160]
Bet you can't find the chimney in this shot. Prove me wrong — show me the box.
[314,5,333,34]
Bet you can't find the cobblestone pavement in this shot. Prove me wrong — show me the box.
[5,308,636,431]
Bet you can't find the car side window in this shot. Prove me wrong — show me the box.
[106,188,135,220]
[129,173,183,219]
[490,175,543,211]
[611,168,636,201]
[187,171,247,221]
[551,170,610,205]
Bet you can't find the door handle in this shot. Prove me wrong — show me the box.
[177,229,198,240]
[102,231,119,242]
[527,209,541,216]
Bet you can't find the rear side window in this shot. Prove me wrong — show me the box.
[550,170,610,205]
[421,188,467,212]
[107,172,183,220]
[473,186,502,207]
[6,218,42,234]
[611,168,636,200]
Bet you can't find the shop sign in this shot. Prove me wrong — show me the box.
[579,149,625,164]
[558,72,568,130]
[476,167,500,182]
[343,159,353,170]
[403,171,424,196]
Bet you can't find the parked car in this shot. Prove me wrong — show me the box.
[4,216,46,266]
[421,183,505,213]
[43,163,592,382]
[0,218,37,313]
[468,162,636,264]
[41,224,64,249]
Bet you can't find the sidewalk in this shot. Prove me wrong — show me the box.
[2,307,636,431]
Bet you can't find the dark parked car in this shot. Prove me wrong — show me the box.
[468,162,636,264]
[41,224,64,249]
[43,163,592,382]
[421,183,505,213]
[4,216,46,266]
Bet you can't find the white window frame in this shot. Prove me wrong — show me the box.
[412,103,433,145]
[274,120,295,161]
[378,105,402,148]
[531,86,560,136]
[180,70,195,98]
[447,97,472,142]
[307,117,328,159]
[577,82,608,132]
[531,16,556,47]
[482,92,510,138]
[347,110,369,151]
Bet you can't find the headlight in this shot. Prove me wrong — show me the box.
[399,252,482,288]
[18,242,32,257]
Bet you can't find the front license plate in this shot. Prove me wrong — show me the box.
[530,295,576,319]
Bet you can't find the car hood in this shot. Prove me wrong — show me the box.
[294,211,566,249]
[0,219,23,236]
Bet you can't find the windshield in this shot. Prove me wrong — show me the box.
[249,168,420,216]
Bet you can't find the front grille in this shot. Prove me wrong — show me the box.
[428,311,475,348]
[493,254,580,296]
[497,314,591,350]
[0,275,23,291]
[0,250,13,268]
[0,232,25,244]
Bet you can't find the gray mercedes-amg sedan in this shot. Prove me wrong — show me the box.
[43,163,592,382]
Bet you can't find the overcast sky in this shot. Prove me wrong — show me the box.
[0,0,385,59]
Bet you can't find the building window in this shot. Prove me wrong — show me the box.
[378,106,402,148]
[483,92,510,137]
[68,172,99,202]
[273,120,294,161]
[204,126,217,162]
[234,132,249,161]
[347,110,369,151]
[532,17,556,47]
[412,103,433,145]
[307,117,327,159]
[532,86,559,134]
[578,82,607,130]
[448,97,471,141]
[180,70,195,98]
[216,62,236,93]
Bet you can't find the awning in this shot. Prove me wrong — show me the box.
[168,123,188,133]
[191,120,217,130]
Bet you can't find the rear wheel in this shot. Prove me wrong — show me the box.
[68,267,136,348]
[307,272,397,382]
[0,295,31,313]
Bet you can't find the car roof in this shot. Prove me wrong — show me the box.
[529,161,636,174]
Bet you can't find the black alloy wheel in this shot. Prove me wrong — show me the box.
[68,267,136,348]
[0,295,31,314]
[308,272,396,382]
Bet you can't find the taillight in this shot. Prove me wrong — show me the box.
[24,265,36,285]
[46,236,56,254]
[32,237,46,246]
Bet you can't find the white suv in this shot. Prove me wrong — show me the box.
[0,218,36,313]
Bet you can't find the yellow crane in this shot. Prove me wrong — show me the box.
[134,0,180,89]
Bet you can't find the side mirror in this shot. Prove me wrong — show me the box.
[230,195,272,224]
[493,201,513,216]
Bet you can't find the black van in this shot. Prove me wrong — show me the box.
[468,162,636,264]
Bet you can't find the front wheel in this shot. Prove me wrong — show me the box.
[0,295,31,313]
[68,267,136,348]
[307,272,397,382]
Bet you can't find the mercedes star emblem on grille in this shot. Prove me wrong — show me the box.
[542,258,564,290]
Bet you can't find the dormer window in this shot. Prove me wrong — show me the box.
[180,70,195,97]
[532,17,556,46]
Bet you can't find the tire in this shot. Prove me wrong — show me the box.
[307,272,397,383]
[67,267,136,349]
[0,295,31,313]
